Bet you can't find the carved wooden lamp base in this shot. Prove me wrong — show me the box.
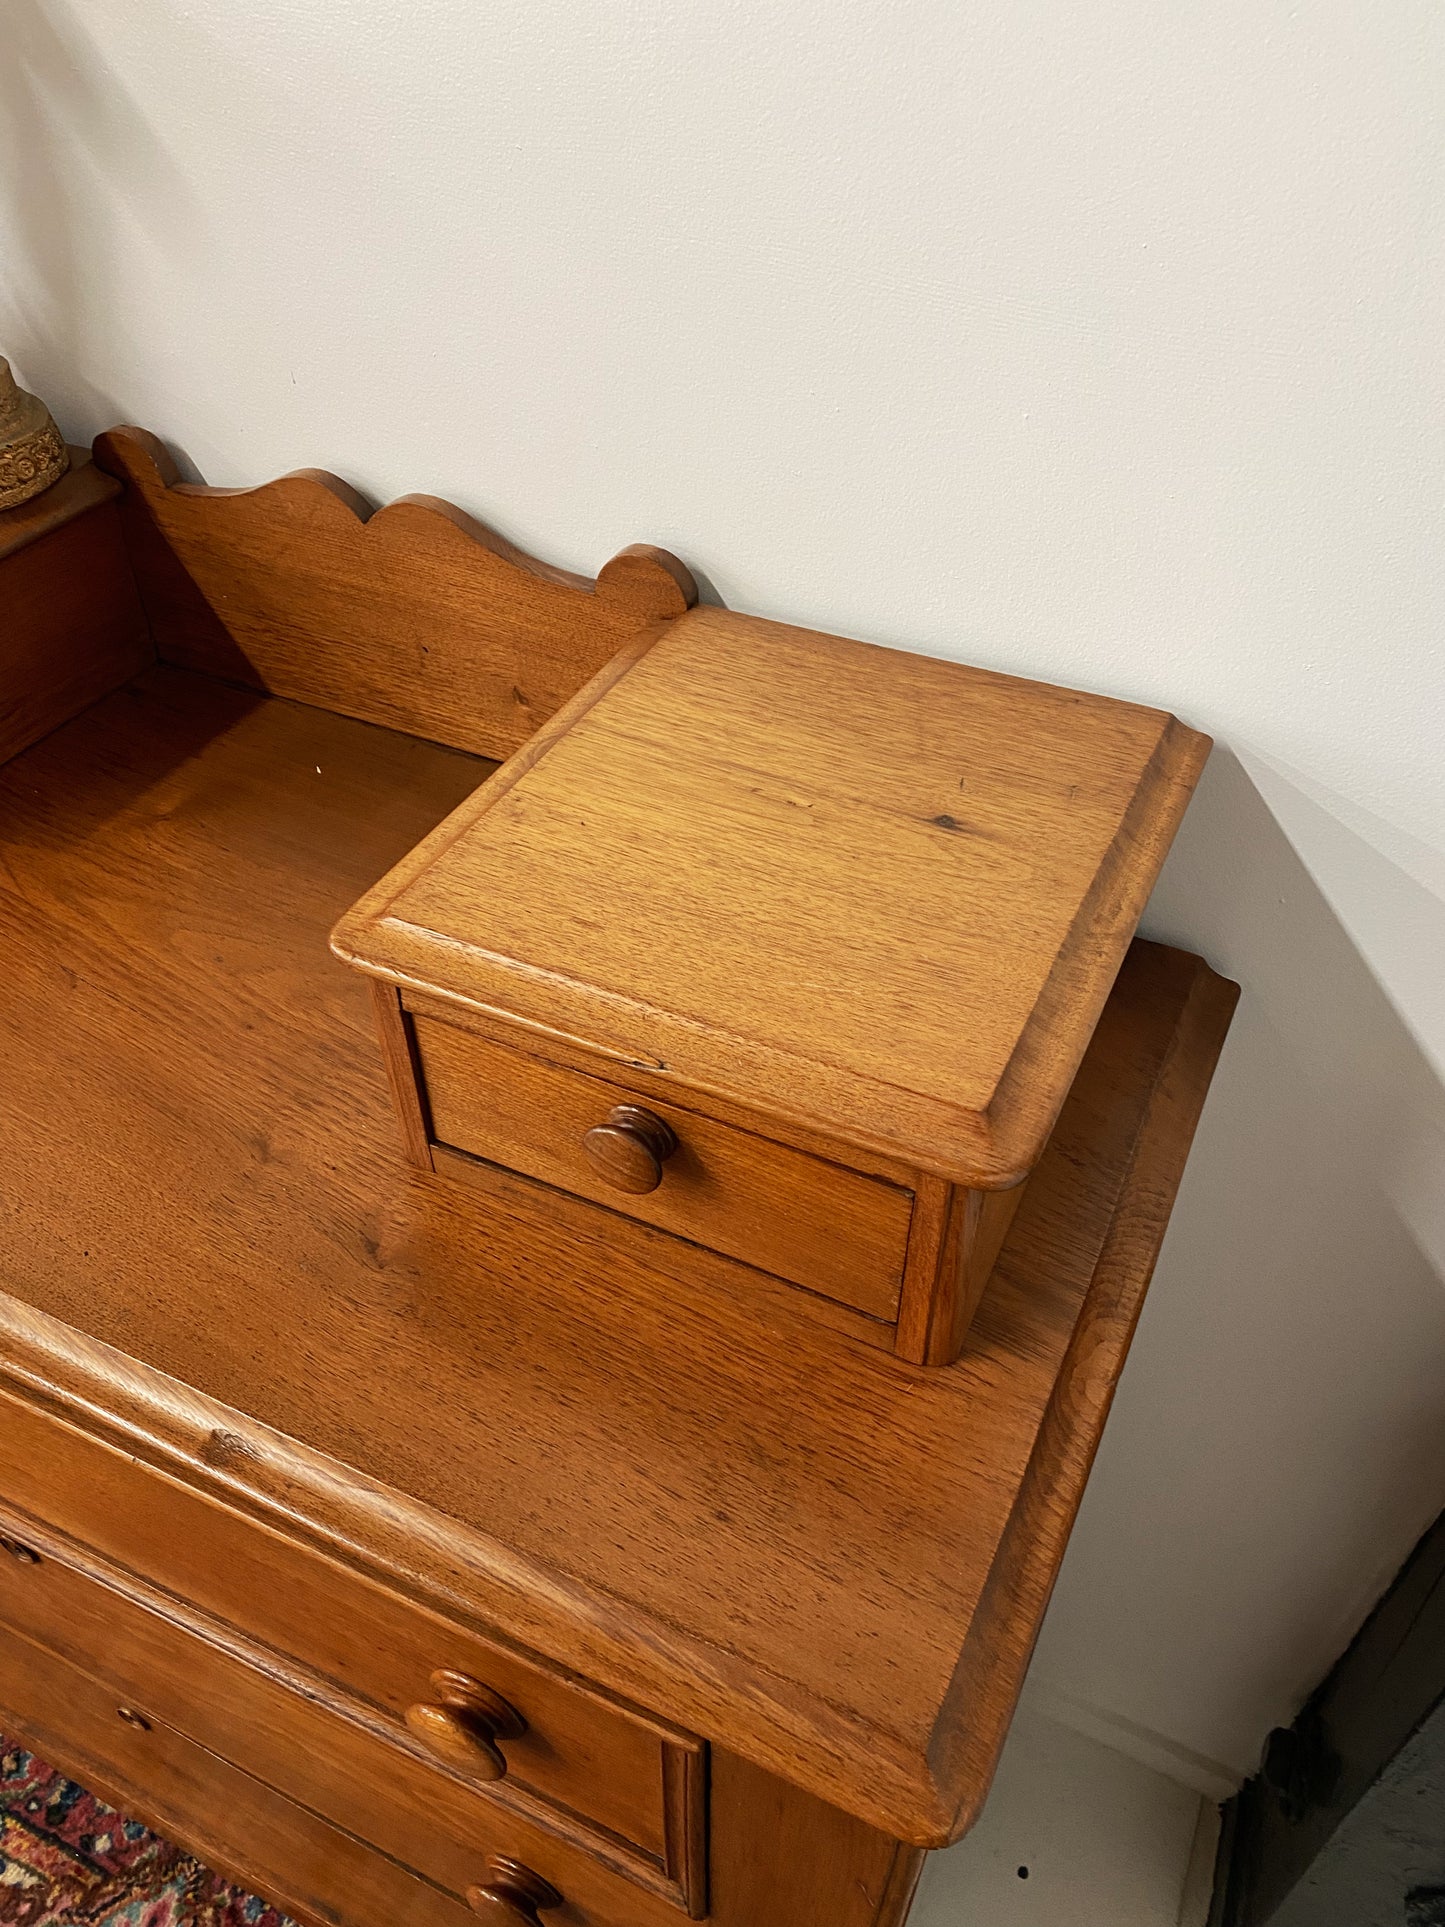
[0,359,69,510]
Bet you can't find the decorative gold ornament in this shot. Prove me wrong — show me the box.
[0,359,69,511]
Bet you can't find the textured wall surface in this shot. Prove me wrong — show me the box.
[2,0,1441,1793]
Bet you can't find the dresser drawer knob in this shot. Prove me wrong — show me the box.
[466,1857,561,1925]
[582,1104,678,1194]
[404,1671,525,1781]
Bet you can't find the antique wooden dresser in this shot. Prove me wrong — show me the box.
[0,432,1237,1927]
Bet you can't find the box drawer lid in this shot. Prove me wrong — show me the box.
[332,607,1208,1185]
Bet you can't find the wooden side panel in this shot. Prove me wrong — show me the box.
[893,1175,954,1363]
[370,979,436,1171]
[895,1180,1031,1366]
[709,1749,920,1927]
[0,456,152,765]
[92,426,696,760]
[962,1185,1029,1332]
[901,1179,1032,1364]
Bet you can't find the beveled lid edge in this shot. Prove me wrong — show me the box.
[332,615,1213,1189]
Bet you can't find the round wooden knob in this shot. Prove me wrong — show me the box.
[403,1672,524,1781]
[582,1105,677,1194]
[466,1858,562,1925]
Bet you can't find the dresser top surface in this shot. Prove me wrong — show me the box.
[334,607,1210,1184]
[0,669,1235,1845]
[0,447,117,564]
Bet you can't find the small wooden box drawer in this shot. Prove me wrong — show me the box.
[0,1520,698,1925]
[0,1388,705,1911]
[408,1007,915,1323]
[0,1618,478,1927]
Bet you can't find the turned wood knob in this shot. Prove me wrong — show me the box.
[582,1104,677,1194]
[466,1857,562,1925]
[403,1671,525,1781]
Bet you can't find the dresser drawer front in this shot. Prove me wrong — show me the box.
[0,1387,703,1904]
[0,1523,696,1926]
[0,1620,477,1927]
[410,1011,914,1321]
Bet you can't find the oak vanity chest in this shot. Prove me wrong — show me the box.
[0,426,1238,1927]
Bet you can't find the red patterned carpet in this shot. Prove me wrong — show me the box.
[0,1738,295,1926]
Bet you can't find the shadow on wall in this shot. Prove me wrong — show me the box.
[0,0,196,436]
[1027,747,1445,1791]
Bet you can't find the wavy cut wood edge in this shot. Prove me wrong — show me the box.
[93,425,698,762]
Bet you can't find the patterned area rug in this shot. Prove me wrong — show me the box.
[0,1737,295,1926]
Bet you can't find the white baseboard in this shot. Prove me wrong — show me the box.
[1177,1800,1222,1927]
[1021,1680,1244,1803]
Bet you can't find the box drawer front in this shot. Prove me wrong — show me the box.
[410,1012,914,1321]
[0,1619,477,1927]
[0,1386,703,1906]
[0,1521,696,1925]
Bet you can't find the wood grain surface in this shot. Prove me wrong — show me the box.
[0,1623,484,1927]
[0,668,1236,1847]
[0,1433,701,1904]
[92,426,696,761]
[334,603,1210,1187]
[0,1520,899,1927]
[0,1517,700,1922]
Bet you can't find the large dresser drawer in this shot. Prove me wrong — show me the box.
[0,1386,706,1913]
[0,1515,698,1926]
[409,1008,915,1321]
[0,1619,477,1927]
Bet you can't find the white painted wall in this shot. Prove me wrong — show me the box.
[4,0,1442,1796]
